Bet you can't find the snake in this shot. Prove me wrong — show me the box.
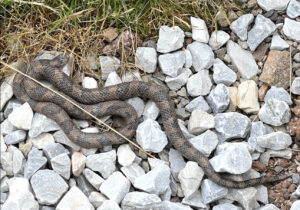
[12,54,291,189]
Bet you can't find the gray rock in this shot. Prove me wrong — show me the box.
[187,42,214,71]
[264,86,292,105]
[226,187,258,210]
[185,96,211,113]
[3,99,21,118]
[270,34,289,50]
[133,163,170,195]
[143,100,160,121]
[2,178,38,210]
[210,142,252,174]
[99,56,120,80]
[213,59,237,86]
[291,200,300,210]
[100,171,130,204]
[148,157,168,170]
[178,120,196,140]
[8,102,33,130]
[24,148,47,179]
[230,14,254,41]
[12,148,25,175]
[51,153,71,179]
[227,40,259,79]
[161,201,192,210]
[257,131,292,150]
[201,179,228,204]
[121,192,162,210]
[209,31,230,50]
[53,130,81,151]
[29,133,55,150]
[257,0,290,11]
[269,149,293,159]
[206,84,230,114]
[88,192,107,208]
[258,98,291,126]
[291,77,300,95]
[56,186,94,210]
[283,18,300,42]
[181,191,208,208]
[165,68,192,91]
[215,112,251,141]
[76,174,95,197]
[287,0,300,18]
[98,200,121,210]
[187,70,212,97]
[4,130,26,145]
[0,192,7,204]
[121,163,145,184]
[1,135,7,153]
[1,177,9,192]
[83,168,104,190]
[188,109,215,135]
[30,169,68,205]
[191,17,209,43]
[259,204,280,210]
[212,203,241,210]
[121,71,142,82]
[43,143,69,160]
[86,150,116,178]
[256,185,268,204]
[135,47,157,73]
[29,113,60,138]
[184,50,193,68]
[157,25,185,53]
[158,51,185,77]
[0,74,15,111]
[117,144,136,167]
[247,15,276,51]
[136,119,168,153]
[104,71,122,87]
[178,161,204,199]
[169,148,186,181]
[1,152,13,176]
[1,119,16,136]
[248,121,273,153]
[189,130,219,157]
[294,53,300,62]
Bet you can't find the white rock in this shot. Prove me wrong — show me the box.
[126,97,145,118]
[1,119,16,136]
[136,119,168,153]
[209,31,230,50]
[143,100,160,120]
[117,144,136,167]
[270,34,289,50]
[188,109,215,135]
[247,15,276,51]
[24,148,47,179]
[162,201,192,210]
[12,148,25,175]
[28,133,55,150]
[226,187,258,210]
[29,113,60,138]
[291,200,300,210]
[257,131,292,150]
[86,150,116,179]
[256,185,268,204]
[121,192,162,210]
[157,26,185,53]
[135,47,157,73]
[98,200,121,210]
[8,102,33,130]
[165,68,192,91]
[248,121,273,152]
[88,192,107,208]
[213,58,237,86]
[178,161,204,199]
[121,71,142,82]
[206,83,230,114]
[0,74,14,111]
[72,151,87,177]
[1,152,13,176]
[237,80,260,114]
[2,178,38,210]
[1,135,7,153]
[82,77,98,89]
[169,148,186,181]
[43,143,69,160]
[4,130,26,145]
[291,77,300,95]
[83,168,104,190]
[184,50,193,68]
[99,56,120,80]
[264,86,293,105]
[181,191,208,208]
[259,204,281,210]
[258,98,291,126]
[283,18,300,42]
[257,0,290,11]
[178,120,196,140]
[158,51,185,77]
[185,96,211,113]
[189,130,219,157]
[100,171,130,204]
[187,42,214,71]
[227,40,259,79]
[201,179,228,204]
[187,70,212,97]
[212,203,241,210]
[230,14,254,41]
[56,186,94,210]
[104,71,122,87]
[51,153,71,179]
[133,163,170,195]
[53,130,81,151]
[191,17,209,43]
[287,0,300,18]
[4,99,21,118]
[210,142,252,174]
[120,163,145,184]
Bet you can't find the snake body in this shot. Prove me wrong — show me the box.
[13,54,290,188]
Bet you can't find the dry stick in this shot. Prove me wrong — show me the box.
[0,60,156,159]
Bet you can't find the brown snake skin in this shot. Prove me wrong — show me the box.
[12,54,291,188]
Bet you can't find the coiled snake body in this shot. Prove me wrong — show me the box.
[13,54,290,188]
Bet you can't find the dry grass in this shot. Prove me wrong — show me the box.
[0,0,239,80]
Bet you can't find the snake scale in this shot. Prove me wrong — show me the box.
[13,54,291,188]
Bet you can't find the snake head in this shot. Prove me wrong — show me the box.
[50,54,70,68]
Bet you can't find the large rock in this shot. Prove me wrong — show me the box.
[121,192,162,210]
[200,179,228,204]
[29,113,60,138]
[157,26,185,53]
[230,14,254,41]
[287,0,300,18]
[135,47,157,73]
[257,0,290,11]
[165,68,192,91]
[237,80,260,114]
[187,70,212,97]
[257,131,292,150]
[226,187,258,210]
[4,130,26,145]
[227,40,259,79]
[185,96,211,113]
[187,42,214,72]
[191,17,209,43]
[270,34,289,50]
[282,18,300,42]
[51,153,71,180]
[206,84,230,114]
[24,148,47,179]
[189,130,219,157]
[259,50,290,88]
[117,144,136,167]
[8,102,33,130]
[212,58,237,86]
[188,109,215,135]
[0,74,14,111]
[209,31,230,50]
[248,121,273,153]
[158,51,185,77]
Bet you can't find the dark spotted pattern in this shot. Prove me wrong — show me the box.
[12,54,291,188]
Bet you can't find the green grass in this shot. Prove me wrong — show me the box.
[0,0,239,79]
